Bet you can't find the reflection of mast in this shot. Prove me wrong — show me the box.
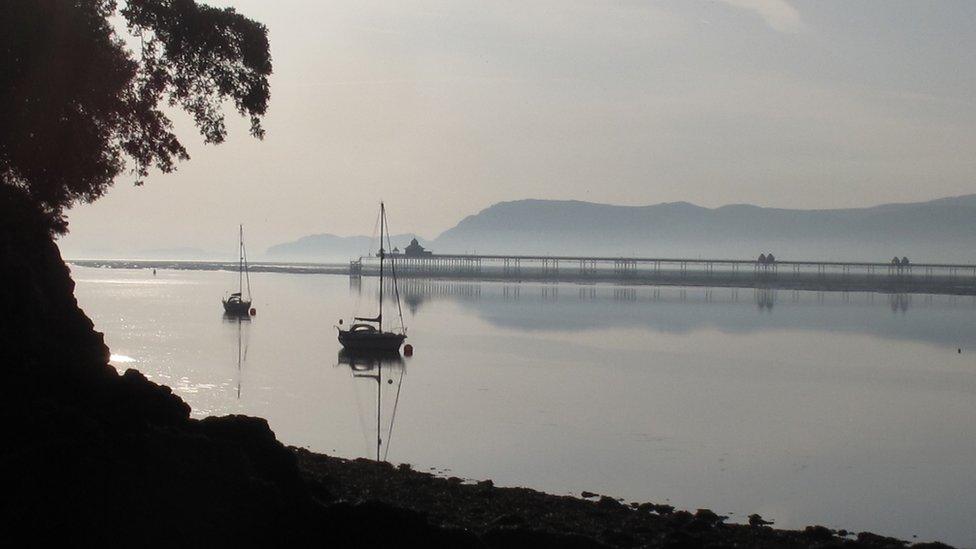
[384,364,404,461]
[370,364,382,461]
[337,350,405,462]
[237,318,243,398]
[227,315,250,398]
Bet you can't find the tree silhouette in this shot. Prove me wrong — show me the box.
[0,0,272,233]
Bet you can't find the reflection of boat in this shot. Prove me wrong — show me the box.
[233,315,249,398]
[338,203,406,352]
[337,349,405,371]
[222,312,251,323]
[222,225,252,315]
[336,349,406,461]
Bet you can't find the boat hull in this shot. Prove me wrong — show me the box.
[222,299,252,316]
[338,330,406,352]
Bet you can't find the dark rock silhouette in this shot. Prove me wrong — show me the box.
[296,449,959,549]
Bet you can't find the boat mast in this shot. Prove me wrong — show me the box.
[238,224,244,296]
[242,226,251,300]
[384,217,405,334]
[378,203,385,333]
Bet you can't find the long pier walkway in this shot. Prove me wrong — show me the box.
[353,253,976,295]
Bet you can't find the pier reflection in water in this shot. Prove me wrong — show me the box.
[336,350,406,462]
[365,277,941,311]
[362,278,976,348]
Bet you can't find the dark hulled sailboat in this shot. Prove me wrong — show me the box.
[338,203,406,352]
[222,225,252,316]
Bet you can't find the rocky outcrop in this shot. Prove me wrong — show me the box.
[296,452,957,549]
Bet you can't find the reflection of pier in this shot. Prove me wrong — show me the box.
[348,280,976,348]
[355,276,975,315]
[888,293,911,314]
[355,278,484,314]
[356,253,976,295]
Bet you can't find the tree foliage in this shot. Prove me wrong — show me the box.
[0,0,272,233]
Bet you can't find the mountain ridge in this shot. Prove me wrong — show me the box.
[264,232,428,261]
[267,194,976,263]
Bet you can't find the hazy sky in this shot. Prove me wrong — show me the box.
[61,0,976,256]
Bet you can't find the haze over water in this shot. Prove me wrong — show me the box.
[72,266,976,546]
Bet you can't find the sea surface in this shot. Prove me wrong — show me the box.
[71,266,976,547]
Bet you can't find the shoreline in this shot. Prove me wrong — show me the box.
[294,449,953,548]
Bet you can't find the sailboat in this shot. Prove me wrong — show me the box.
[337,203,407,352]
[222,225,253,316]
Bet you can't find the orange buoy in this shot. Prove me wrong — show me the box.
[249,308,257,316]
[403,344,413,357]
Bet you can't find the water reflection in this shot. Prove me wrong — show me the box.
[223,314,250,399]
[756,288,775,312]
[384,278,960,311]
[351,278,976,348]
[335,350,406,462]
[889,293,911,314]
[71,267,976,545]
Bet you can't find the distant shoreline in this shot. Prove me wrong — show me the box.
[69,258,351,275]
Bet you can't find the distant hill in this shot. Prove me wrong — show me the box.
[266,195,976,263]
[265,233,428,262]
[431,195,976,262]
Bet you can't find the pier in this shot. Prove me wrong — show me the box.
[355,253,976,295]
[70,253,976,295]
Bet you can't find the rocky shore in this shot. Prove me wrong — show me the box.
[0,193,955,547]
[296,451,955,549]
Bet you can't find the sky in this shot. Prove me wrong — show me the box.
[60,0,976,257]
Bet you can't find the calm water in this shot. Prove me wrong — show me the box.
[71,266,976,546]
